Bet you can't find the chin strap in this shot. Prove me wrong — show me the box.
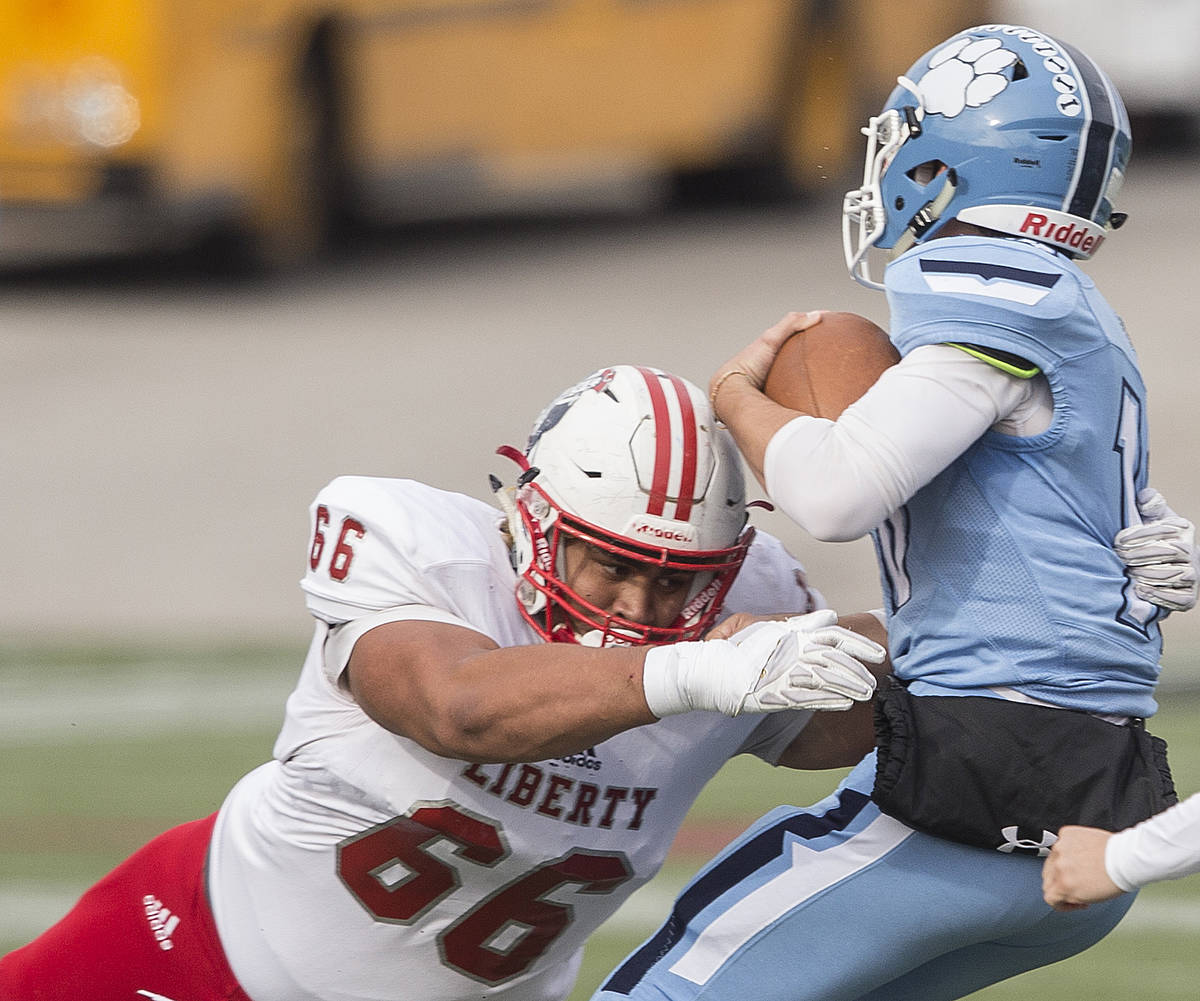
[491,448,551,607]
[490,475,521,552]
[890,168,959,259]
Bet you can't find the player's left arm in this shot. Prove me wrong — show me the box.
[1042,826,1121,910]
[713,610,891,770]
[1045,793,1200,909]
[345,617,659,763]
[774,610,889,769]
[1116,487,1200,612]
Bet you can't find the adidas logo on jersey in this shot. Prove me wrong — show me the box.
[142,894,180,950]
[553,747,603,771]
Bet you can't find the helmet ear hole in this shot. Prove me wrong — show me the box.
[1011,59,1029,82]
[907,160,948,186]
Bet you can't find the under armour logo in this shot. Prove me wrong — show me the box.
[996,825,1058,857]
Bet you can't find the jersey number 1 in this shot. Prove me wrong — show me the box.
[1115,382,1158,632]
[874,383,1158,633]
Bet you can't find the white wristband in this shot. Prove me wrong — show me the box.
[641,613,881,720]
[642,642,715,718]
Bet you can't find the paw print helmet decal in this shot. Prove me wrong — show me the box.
[843,24,1131,289]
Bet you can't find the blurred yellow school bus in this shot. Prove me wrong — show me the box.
[0,0,983,267]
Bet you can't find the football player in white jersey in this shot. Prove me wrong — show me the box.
[0,364,892,1001]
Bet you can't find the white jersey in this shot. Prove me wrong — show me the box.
[207,476,821,1001]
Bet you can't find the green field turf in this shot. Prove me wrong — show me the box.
[3,643,1198,999]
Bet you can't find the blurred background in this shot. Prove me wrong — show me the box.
[2,0,1197,650]
[3,2,1200,997]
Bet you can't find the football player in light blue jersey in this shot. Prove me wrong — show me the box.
[594,23,1199,1001]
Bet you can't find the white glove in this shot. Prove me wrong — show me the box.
[642,609,883,718]
[1114,488,1200,612]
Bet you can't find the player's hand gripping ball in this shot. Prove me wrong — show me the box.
[763,311,899,419]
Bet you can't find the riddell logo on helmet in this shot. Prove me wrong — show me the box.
[635,524,694,542]
[1018,213,1104,255]
[627,515,698,545]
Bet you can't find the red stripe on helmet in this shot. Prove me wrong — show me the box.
[636,367,672,516]
[665,372,698,522]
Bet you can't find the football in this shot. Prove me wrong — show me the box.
[763,311,899,419]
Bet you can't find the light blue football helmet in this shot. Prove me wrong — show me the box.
[843,23,1132,289]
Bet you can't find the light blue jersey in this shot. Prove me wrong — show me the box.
[593,237,1157,1001]
[879,236,1162,717]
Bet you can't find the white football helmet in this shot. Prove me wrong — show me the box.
[494,365,752,647]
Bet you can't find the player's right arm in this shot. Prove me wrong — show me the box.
[345,617,658,763]
[709,310,826,486]
[305,477,880,765]
[344,610,881,764]
[305,478,660,762]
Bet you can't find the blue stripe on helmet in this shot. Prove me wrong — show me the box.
[1058,38,1118,223]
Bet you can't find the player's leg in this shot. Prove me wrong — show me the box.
[595,757,908,1001]
[0,814,252,1001]
[713,827,1134,1001]
[593,755,1130,1001]
[852,891,1134,1001]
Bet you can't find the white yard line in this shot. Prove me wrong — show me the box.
[0,885,83,943]
[4,878,1200,952]
[6,666,1200,951]
[1,666,292,744]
